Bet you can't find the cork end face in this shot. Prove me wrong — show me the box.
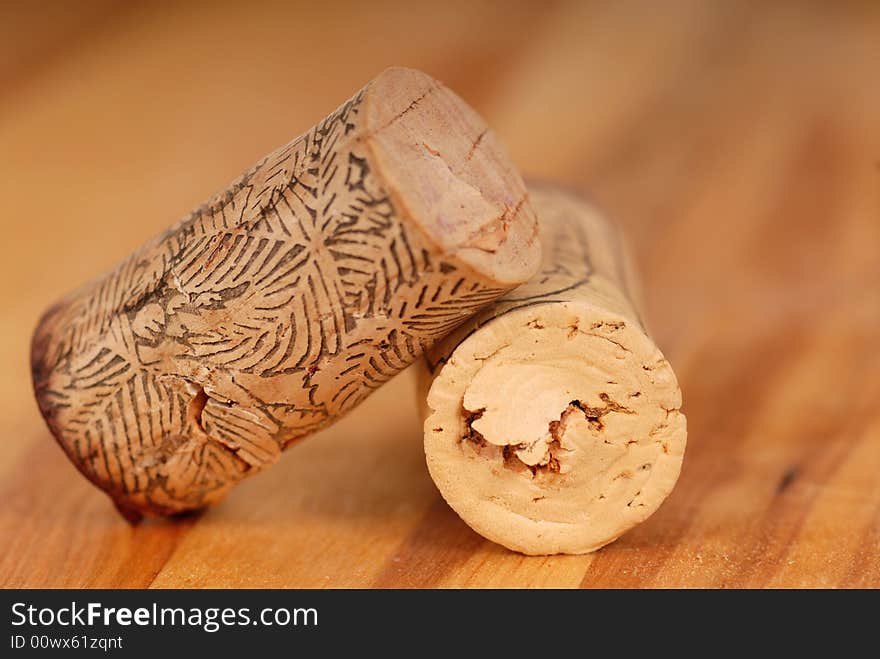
[424,307,687,555]
[361,67,540,287]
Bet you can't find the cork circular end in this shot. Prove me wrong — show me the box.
[362,67,540,287]
[423,304,687,555]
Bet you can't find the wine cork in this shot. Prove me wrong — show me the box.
[422,184,686,555]
[31,67,540,520]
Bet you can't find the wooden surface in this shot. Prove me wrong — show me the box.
[1,0,878,588]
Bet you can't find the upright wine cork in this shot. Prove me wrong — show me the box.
[31,67,540,520]
[423,184,686,555]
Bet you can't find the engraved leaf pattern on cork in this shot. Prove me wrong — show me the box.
[31,80,519,517]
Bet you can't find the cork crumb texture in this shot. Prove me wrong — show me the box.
[423,185,686,555]
[29,67,540,520]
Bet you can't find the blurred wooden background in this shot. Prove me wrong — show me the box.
[1,0,878,588]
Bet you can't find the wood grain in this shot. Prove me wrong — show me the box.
[1,0,878,588]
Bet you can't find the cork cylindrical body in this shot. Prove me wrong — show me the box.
[31,68,540,518]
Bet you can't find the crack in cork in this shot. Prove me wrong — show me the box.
[364,83,440,137]
[461,392,636,478]
[466,129,488,161]
[459,195,528,255]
